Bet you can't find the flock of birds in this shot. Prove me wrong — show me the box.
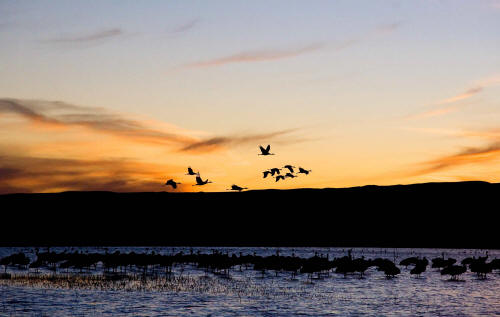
[263,165,312,182]
[164,145,312,191]
[1,250,498,282]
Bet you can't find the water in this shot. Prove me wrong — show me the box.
[1,247,499,316]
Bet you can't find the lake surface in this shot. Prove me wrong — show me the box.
[1,246,499,316]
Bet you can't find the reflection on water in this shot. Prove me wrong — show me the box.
[1,247,499,316]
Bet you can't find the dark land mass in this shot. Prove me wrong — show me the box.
[0,181,498,248]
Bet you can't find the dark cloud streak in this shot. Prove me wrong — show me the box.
[184,44,324,68]
[171,18,200,34]
[1,98,307,155]
[0,155,184,194]
[0,98,196,145]
[180,128,300,152]
[43,28,123,43]
[413,142,500,175]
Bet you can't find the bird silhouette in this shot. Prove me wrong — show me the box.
[186,167,198,176]
[441,264,467,280]
[165,179,181,189]
[410,264,427,277]
[285,173,297,178]
[227,185,247,192]
[275,175,285,182]
[258,145,274,156]
[269,168,281,176]
[283,165,295,173]
[297,167,312,175]
[262,170,271,178]
[193,174,212,186]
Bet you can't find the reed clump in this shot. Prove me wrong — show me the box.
[0,273,295,297]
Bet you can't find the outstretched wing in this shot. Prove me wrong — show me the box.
[188,167,194,174]
[259,145,266,153]
[195,175,202,184]
[265,144,270,152]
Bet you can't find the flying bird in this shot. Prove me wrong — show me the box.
[283,165,295,173]
[285,173,297,178]
[275,175,285,182]
[297,167,312,175]
[227,185,248,192]
[165,179,181,189]
[186,167,198,176]
[258,145,274,156]
[263,170,271,178]
[193,174,212,186]
[269,168,281,176]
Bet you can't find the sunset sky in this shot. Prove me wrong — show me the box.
[1,0,500,193]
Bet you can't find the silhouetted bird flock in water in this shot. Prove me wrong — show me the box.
[1,249,498,282]
[164,144,312,190]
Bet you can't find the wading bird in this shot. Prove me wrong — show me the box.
[258,145,274,156]
[275,175,285,182]
[165,179,181,189]
[186,167,198,175]
[297,167,312,175]
[283,165,295,173]
[193,174,212,186]
[227,185,248,192]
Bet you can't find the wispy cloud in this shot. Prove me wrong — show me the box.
[184,44,323,68]
[413,142,500,175]
[180,128,301,152]
[1,98,305,155]
[0,155,186,194]
[171,18,200,34]
[406,105,461,120]
[181,21,401,69]
[475,74,500,87]
[0,98,197,145]
[405,124,500,176]
[437,87,483,105]
[43,28,124,44]
[461,128,500,140]
[407,81,494,120]
[375,22,403,34]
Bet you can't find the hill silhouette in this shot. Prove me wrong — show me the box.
[0,181,498,248]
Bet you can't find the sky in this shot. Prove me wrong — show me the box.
[1,0,500,193]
